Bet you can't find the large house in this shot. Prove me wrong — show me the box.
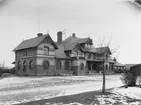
[13,31,114,76]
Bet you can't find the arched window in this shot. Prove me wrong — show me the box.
[80,63,84,70]
[43,60,50,70]
[65,61,69,70]
[29,60,34,70]
[17,61,21,70]
[44,46,49,55]
[106,64,108,71]
[56,60,61,70]
[23,60,27,72]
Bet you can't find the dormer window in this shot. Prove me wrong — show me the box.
[88,44,91,48]
[85,44,88,48]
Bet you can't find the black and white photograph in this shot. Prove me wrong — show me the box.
[1,0,141,105]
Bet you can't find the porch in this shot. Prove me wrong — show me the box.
[86,60,103,74]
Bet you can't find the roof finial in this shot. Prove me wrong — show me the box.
[47,30,49,35]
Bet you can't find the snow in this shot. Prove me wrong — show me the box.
[96,87,141,105]
[1,75,141,105]
[0,75,122,105]
[112,87,141,99]
[45,102,83,105]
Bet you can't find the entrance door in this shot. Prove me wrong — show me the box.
[56,60,61,71]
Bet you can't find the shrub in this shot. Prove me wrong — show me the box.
[120,71,137,87]
[1,73,13,78]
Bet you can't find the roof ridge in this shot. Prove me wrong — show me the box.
[13,34,51,51]
[62,36,72,43]
[22,34,48,42]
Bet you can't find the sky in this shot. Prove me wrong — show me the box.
[0,0,141,67]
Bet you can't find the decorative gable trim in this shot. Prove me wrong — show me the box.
[37,34,58,49]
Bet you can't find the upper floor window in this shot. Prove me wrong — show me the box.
[29,60,34,70]
[93,54,96,59]
[44,46,49,55]
[88,53,91,59]
[87,44,90,48]
[23,51,27,56]
[86,44,89,48]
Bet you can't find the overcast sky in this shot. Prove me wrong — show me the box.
[0,0,141,67]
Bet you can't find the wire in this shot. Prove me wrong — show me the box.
[37,0,40,33]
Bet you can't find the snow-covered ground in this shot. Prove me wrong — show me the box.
[1,75,141,105]
[96,87,141,105]
[0,75,122,105]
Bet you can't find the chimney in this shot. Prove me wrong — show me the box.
[72,33,76,37]
[57,31,62,43]
[37,33,43,37]
[113,58,117,62]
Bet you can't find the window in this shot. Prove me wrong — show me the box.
[106,64,108,71]
[56,60,61,70]
[65,61,69,70]
[43,60,50,70]
[88,53,91,59]
[23,60,27,72]
[29,60,34,70]
[44,46,49,55]
[23,51,27,56]
[17,61,21,70]
[80,63,84,70]
[93,54,96,59]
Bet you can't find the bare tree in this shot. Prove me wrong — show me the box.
[98,36,120,93]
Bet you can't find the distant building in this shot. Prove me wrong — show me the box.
[124,64,137,71]
[13,31,114,76]
[113,59,125,73]
[129,64,141,76]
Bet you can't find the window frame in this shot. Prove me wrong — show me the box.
[44,46,49,55]
[43,60,50,70]
[23,60,27,72]
[17,61,21,70]
[80,63,84,70]
[29,60,34,70]
[65,61,70,71]
[23,51,27,56]
[56,60,61,70]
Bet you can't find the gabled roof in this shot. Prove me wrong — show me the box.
[105,57,114,63]
[63,36,93,51]
[82,47,97,53]
[55,43,71,59]
[130,63,141,68]
[63,36,92,44]
[96,47,112,55]
[55,35,112,59]
[124,64,137,70]
[114,62,124,66]
[13,34,58,51]
[55,36,92,59]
